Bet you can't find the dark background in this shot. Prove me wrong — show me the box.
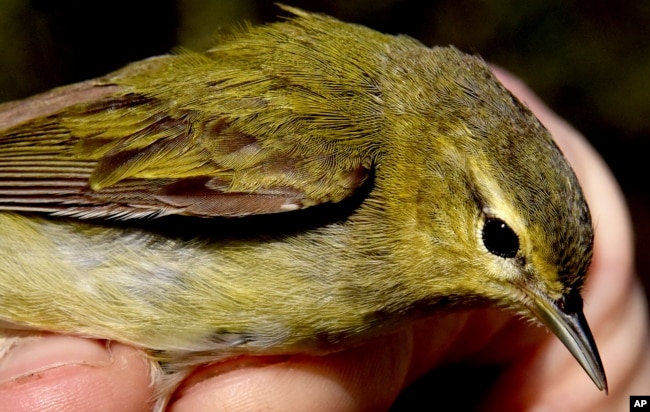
[0,0,647,408]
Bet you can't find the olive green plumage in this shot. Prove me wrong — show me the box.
[0,6,604,410]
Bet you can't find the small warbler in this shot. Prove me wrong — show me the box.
[0,6,605,410]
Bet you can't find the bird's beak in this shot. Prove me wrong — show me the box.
[528,290,607,392]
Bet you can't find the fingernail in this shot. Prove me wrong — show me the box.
[177,355,289,395]
[0,335,113,382]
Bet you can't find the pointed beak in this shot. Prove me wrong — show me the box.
[528,290,607,392]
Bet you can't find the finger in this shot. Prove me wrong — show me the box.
[168,331,415,412]
[0,335,153,412]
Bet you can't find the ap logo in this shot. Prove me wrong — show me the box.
[632,396,650,409]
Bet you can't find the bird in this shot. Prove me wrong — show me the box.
[0,6,606,411]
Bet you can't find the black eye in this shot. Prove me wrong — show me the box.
[482,218,519,258]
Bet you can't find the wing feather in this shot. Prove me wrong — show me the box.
[0,87,371,219]
[0,20,385,219]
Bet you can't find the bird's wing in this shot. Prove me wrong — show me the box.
[0,61,372,219]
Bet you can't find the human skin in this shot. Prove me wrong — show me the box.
[0,69,647,412]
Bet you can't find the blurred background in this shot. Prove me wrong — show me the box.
[0,0,647,408]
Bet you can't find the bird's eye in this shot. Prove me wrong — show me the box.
[482,217,519,258]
